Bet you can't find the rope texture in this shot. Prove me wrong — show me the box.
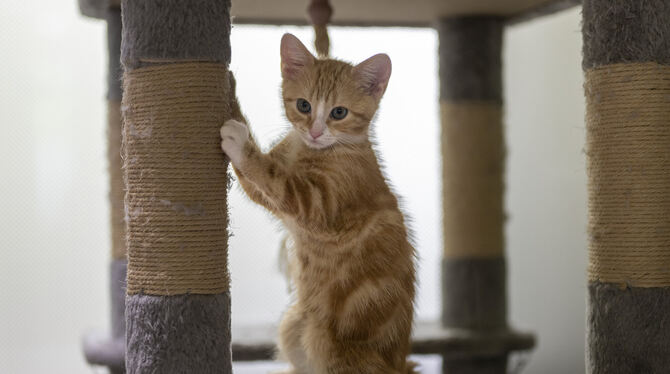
[586,62,670,287]
[108,101,126,260]
[122,62,231,295]
[441,101,505,258]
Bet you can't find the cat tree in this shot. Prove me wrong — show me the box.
[78,0,670,373]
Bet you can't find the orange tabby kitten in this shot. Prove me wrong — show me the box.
[221,33,416,374]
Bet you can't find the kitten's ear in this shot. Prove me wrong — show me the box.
[352,53,392,99]
[280,33,315,79]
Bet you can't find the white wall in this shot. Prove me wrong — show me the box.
[0,2,586,373]
[0,1,109,373]
[505,8,587,374]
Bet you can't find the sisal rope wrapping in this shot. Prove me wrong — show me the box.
[586,62,670,287]
[122,62,232,295]
[441,101,505,258]
[108,101,126,260]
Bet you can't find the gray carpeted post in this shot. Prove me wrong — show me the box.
[81,6,126,373]
[438,17,533,373]
[582,1,670,373]
[121,0,234,372]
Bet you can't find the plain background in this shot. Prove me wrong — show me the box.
[0,2,586,373]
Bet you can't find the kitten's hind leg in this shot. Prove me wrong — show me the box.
[277,305,310,374]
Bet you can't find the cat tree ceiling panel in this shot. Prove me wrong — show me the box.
[231,0,580,27]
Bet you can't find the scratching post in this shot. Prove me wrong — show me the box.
[582,1,670,373]
[81,6,126,373]
[121,0,233,372]
[438,17,533,373]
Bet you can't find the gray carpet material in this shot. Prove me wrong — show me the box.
[125,293,232,374]
[437,17,503,103]
[441,257,507,330]
[582,0,670,69]
[587,282,670,373]
[121,0,232,70]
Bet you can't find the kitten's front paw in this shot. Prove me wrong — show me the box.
[220,119,249,169]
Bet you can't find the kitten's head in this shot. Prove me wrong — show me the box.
[280,33,391,149]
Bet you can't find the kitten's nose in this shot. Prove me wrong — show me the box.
[309,128,324,139]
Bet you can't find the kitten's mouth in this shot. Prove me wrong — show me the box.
[303,136,334,150]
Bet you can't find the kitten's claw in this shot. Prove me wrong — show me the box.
[220,119,249,169]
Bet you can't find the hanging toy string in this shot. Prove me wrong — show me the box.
[308,0,332,58]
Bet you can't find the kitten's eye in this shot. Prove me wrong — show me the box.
[330,106,348,120]
[296,98,311,114]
